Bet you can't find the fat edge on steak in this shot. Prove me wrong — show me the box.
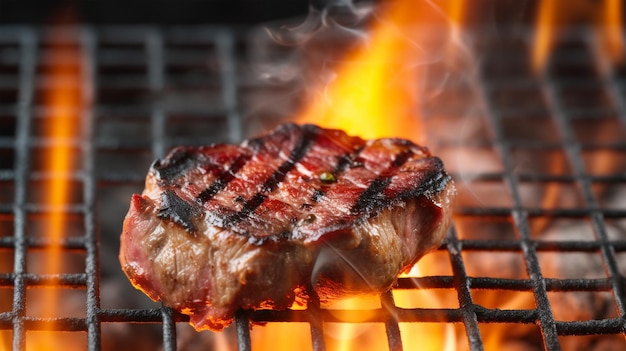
[119,123,456,331]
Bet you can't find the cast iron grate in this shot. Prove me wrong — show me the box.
[0,23,625,351]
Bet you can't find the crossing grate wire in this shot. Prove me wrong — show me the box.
[0,23,624,351]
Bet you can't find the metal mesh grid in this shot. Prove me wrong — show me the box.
[0,22,624,351]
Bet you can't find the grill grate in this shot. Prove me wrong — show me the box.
[0,22,625,351]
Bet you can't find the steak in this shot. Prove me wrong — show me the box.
[119,123,455,331]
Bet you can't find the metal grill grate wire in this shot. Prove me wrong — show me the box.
[0,24,624,351]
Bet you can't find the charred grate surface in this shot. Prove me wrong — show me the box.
[0,24,625,351]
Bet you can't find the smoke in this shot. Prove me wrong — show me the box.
[242,1,373,134]
[264,0,371,47]
[245,0,483,140]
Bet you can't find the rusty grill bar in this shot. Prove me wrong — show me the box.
[0,23,625,351]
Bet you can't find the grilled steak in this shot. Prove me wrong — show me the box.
[120,123,455,331]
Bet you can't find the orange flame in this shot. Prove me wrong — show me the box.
[532,0,557,71]
[447,0,465,42]
[256,1,464,350]
[0,221,11,347]
[533,0,624,72]
[395,260,458,351]
[26,26,83,350]
[295,0,429,142]
[295,0,468,143]
[600,0,624,66]
[324,295,385,351]
[42,37,80,296]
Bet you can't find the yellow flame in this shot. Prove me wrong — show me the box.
[27,26,83,351]
[251,322,313,351]
[264,0,465,350]
[395,260,458,351]
[43,52,78,286]
[325,295,384,351]
[296,0,427,142]
[533,0,625,72]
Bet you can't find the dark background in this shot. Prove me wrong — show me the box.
[0,1,623,35]
[0,0,545,27]
[0,0,594,29]
[0,0,312,25]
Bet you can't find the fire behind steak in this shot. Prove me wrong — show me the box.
[119,123,455,331]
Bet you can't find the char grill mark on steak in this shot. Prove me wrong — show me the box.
[196,154,252,204]
[153,148,197,183]
[157,190,202,234]
[310,147,365,204]
[421,169,453,195]
[350,149,414,215]
[334,147,366,173]
[223,124,320,227]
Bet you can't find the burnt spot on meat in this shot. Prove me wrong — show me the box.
[307,148,366,205]
[246,229,292,245]
[392,158,452,201]
[334,154,353,173]
[316,148,367,198]
[153,148,198,182]
[311,189,325,203]
[350,149,414,215]
[405,166,453,198]
[244,135,265,152]
[158,190,201,235]
[350,178,392,216]
[244,124,305,152]
[334,147,365,172]
[197,154,251,204]
[225,193,267,225]
[224,125,320,227]
[278,230,291,240]
[390,149,414,167]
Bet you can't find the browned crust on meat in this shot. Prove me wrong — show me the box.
[119,123,455,331]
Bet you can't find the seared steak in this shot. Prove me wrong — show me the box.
[119,123,455,331]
